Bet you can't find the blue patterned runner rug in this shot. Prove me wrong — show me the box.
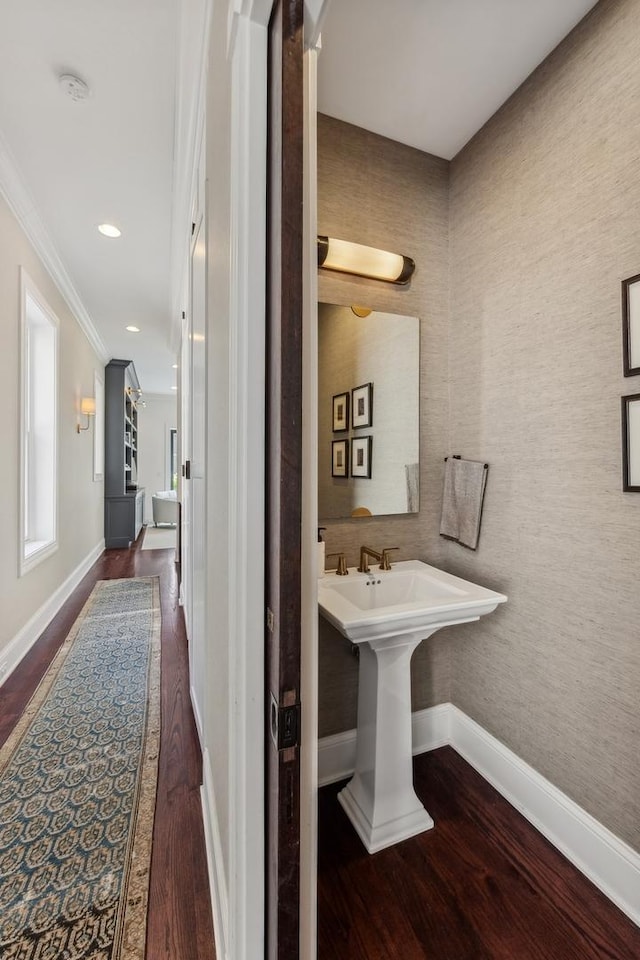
[0,577,161,960]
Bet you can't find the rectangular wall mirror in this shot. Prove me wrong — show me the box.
[318,302,420,520]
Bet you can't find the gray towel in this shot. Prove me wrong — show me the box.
[439,457,488,550]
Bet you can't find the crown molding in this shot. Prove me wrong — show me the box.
[0,131,108,364]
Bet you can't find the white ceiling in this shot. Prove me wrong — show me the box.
[318,0,599,160]
[0,1,599,396]
[0,0,179,394]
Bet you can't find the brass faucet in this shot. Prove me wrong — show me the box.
[326,552,348,576]
[358,545,381,573]
[358,545,400,573]
[381,547,400,570]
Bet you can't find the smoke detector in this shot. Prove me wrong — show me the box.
[58,73,91,102]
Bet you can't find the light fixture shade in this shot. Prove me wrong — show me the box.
[80,397,96,416]
[317,236,415,285]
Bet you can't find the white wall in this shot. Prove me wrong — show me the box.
[0,191,104,662]
[136,393,177,523]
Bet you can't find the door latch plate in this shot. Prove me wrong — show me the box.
[270,693,300,750]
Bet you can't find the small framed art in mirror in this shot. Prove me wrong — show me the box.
[622,393,640,491]
[332,392,349,432]
[332,439,349,478]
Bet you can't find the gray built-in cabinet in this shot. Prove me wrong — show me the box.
[104,359,145,548]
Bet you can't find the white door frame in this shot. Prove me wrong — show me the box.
[203,2,328,957]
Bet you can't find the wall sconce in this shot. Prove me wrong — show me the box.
[317,236,415,285]
[77,397,96,433]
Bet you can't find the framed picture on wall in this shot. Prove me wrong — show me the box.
[351,382,373,428]
[351,435,372,478]
[622,273,640,376]
[332,391,349,432]
[622,393,640,491]
[331,439,349,478]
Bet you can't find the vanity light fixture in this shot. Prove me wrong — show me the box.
[317,236,415,285]
[77,396,96,433]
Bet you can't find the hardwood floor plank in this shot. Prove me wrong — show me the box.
[319,747,640,960]
[0,536,216,960]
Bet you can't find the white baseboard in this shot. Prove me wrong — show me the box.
[0,540,105,682]
[190,685,204,748]
[318,729,357,787]
[201,748,230,960]
[448,705,640,927]
[318,702,640,927]
[410,702,453,756]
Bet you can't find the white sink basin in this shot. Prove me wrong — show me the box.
[318,559,506,854]
[318,559,506,643]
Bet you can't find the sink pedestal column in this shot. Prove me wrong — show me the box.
[338,630,435,853]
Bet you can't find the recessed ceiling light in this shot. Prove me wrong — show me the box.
[172,364,178,369]
[171,386,177,390]
[98,223,121,238]
[126,325,140,333]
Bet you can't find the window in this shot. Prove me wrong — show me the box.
[20,269,58,575]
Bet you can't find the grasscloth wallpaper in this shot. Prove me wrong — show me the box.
[317,115,451,737]
[447,0,640,852]
[317,0,640,855]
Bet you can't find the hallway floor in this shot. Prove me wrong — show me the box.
[0,538,216,960]
[318,748,640,960]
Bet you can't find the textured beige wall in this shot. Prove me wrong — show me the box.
[447,0,640,852]
[317,115,451,736]
[0,193,104,654]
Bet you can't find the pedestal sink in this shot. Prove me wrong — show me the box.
[318,560,506,853]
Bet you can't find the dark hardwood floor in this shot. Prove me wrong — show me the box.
[7,535,640,960]
[0,534,216,960]
[318,748,640,960]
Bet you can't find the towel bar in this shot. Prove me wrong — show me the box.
[444,455,489,469]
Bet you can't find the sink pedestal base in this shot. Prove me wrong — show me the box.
[338,630,435,853]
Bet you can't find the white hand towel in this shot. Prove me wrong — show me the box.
[439,457,488,550]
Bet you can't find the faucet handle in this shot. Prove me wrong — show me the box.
[326,552,349,576]
[380,547,400,571]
